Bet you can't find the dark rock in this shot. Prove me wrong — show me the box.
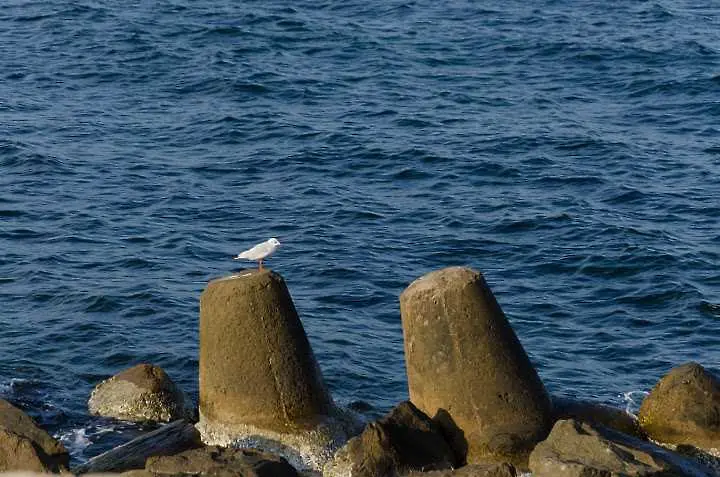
[89,363,193,423]
[324,401,456,477]
[638,362,720,451]
[406,462,517,477]
[552,395,645,439]
[0,398,69,472]
[399,267,552,468]
[529,418,716,477]
[348,400,375,414]
[675,445,720,475]
[73,419,202,474]
[143,445,299,477]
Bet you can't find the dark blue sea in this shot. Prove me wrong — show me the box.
[1,0,719,465]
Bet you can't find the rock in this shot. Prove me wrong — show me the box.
[143,445,299,477]
[529,418,716,477]
[399,267,552,468]
[72,419,202,473]
[324,401,455,477]
[89,363,193,423]
[552,395,645,439]
[120,469,155,477]
[0,399,69,472]
[638,362,720,452]
[197,270,359,471]
[121,470,155,477]
[674,445,720,475]
[406,463,517,477]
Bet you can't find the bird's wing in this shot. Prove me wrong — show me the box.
[238,241,272,260]
[236,243,258,259]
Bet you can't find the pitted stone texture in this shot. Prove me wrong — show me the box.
[406,463,517,477]
[197,407,360,473]
[199,271,359,471]
[89,363,192,423]
[529,419,716,477]
[323,401,455,477]
[400,267,552,468]
[144,445,299,477]
[0,399,69,472]
[200,270,333,432]
[639,362,720,452]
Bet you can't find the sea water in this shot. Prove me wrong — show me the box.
[1,0,718,465]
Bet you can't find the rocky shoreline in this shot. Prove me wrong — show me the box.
[1,266,719,476]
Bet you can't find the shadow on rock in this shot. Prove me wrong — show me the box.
[433,408,468,467]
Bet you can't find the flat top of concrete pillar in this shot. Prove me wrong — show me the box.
[209,269,279,284]
[402,266,481,297]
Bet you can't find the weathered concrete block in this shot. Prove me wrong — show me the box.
[638,362,720,452]
[399,267,552,468]
[197,270,357,471]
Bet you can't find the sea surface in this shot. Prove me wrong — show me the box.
[1,0,719,466]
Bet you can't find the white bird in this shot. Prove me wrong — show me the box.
[233,238,280,271]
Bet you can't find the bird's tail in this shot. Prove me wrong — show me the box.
[234,252,249,260]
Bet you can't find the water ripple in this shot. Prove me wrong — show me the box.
[2,0,719,464]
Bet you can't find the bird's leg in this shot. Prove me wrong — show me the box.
[258,259,263,271]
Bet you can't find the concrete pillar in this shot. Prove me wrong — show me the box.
[198,270,352,470]
[399,267,552,468]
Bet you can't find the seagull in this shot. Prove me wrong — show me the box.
[233,238,280,271]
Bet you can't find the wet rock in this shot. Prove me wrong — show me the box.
[88,363,193,423]
[142,445,300,477]
[0,398,69,472]
[638,362,720,452]
[529,418,716,477]
[73,419,202,473]
[399,267,552,468]
[674,444,720,475]
[405,462,516,477]
[198,270,358,471]
[324,401,455,477]
[552,395,645,439]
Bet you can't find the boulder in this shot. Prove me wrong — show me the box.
[406,463,516,477]
[0,399,69,472]
[146,445,299,477]
[552,395,645,439]
[638,362,720,451]
[324,401,455,477]
[399,267,552,468]
[89,363,193,423]
[197,270,358,471]
[674,444,720,476]
[529,418,716,477]
[119,445,299,477]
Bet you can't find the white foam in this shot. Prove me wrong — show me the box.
[56,422,123,462]
[197,407,362,473]
[621,389,648,415]
[57,428,92,457]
